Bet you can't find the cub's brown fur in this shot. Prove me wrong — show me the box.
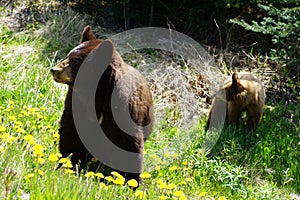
[206,72,265,130]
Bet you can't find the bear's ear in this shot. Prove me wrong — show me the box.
[80,25,97,43]
[232,72,240,92]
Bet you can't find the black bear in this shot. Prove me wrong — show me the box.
[206,72,265,130]
[50,26,154,183]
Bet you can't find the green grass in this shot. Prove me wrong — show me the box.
[0,6,299,200]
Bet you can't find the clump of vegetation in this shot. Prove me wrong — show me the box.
[230,4,300,76]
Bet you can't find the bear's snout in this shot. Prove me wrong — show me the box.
[50,68,61,75]
[50,65,73,84]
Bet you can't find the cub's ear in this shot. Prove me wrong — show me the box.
[232,72,240,92]
[80,25,97,43]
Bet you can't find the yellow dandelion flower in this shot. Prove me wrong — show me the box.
[6,136,17,144]
[40,107,47,111]
[38,170,44,176]
[140,172,151,179]
[182,161,188,166]
[85,171,95,178]
[32,144,45,157]
[36,114,43,119]
[24,134,35,144]
[111,171,124,179]
[9,100,14,105]
[1,134,16,144]
[65,169,75,174]
[135,190,146,199]
[48,154,59,162]
[17,114,23,118]
[14,121,23,127]
[157,179,164,184]
[20,110,29,116]
[157,179,168,189]
[179,181,187,185]
[28,139,35,145]
[127,179,138,188]
[185,177,193,182]
[5,108,11,112]
[27,107,39,113]
[62,160,73,168]
[16,127,26,134]
[169,165,177,171]
[24,173,34,181]
[10,136,17,143]
[38,157,45,164]
[9,116,16,121]
[95,172,104,178]
[165,152,171,158]
[0,126,6,132]
[218,196,227,200]
[0,133,9,140]
[49,129,56,133]
[39,93,45,98]
[24,134,34,141]
[179,196,187,200]
[159,195,168,200]
[199,191,207,197]
[173,190,184,197]
[104,176,114,182]
[113,177,125,185]
[158,182,167,189]
[100,182,108,190]
[58,158,68,163]
[167,183,176,190]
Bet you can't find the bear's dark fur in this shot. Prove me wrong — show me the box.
[50,26,154,183]
[206,72,265,130]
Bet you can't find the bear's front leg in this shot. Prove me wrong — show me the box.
[227,101,243,125]
[246,107,263,130]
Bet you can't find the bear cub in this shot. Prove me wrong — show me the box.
[206,72,265,130]
[50,26,154,183]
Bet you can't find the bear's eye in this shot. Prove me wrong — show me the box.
[70,56,85,64]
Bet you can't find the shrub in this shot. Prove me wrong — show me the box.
[230,4,300,73]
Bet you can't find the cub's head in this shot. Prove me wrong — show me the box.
[50,26,121,85]
[224,72,249,106]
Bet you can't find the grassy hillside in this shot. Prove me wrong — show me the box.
[0,5,299,200]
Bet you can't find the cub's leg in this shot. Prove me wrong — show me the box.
[227,101,243,125]
[206,98,227,129]
[246,106,263,130]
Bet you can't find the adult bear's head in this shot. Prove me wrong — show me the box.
[50,26,123,85]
